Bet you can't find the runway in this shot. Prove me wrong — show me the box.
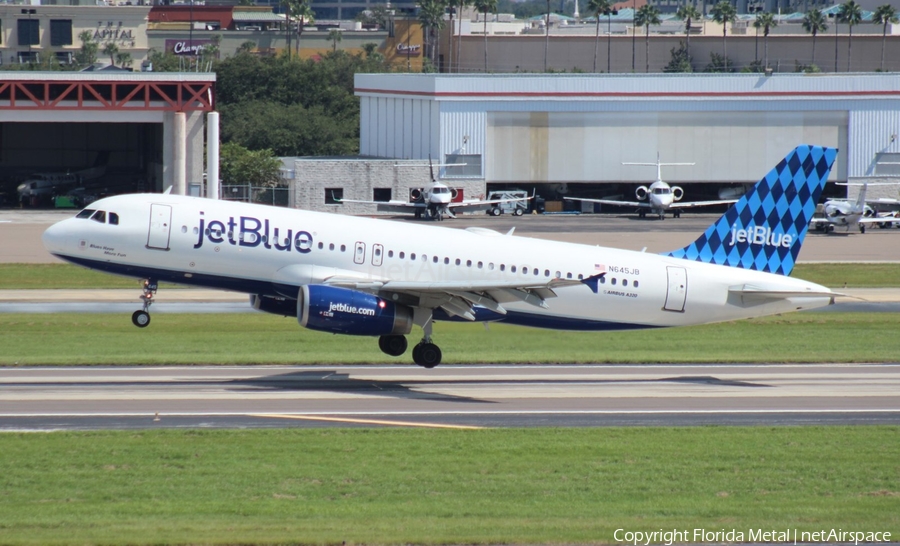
[1,364,898,430]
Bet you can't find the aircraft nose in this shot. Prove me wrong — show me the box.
[42,221,70,256]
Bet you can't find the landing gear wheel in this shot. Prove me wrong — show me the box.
[132,310,151,328]
[673,210,681,218]
[412,343,442,368]
[638,210,646,218]
[859,224,866,234]
[378,335,408,357]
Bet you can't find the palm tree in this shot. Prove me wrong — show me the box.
[544,0,552,71]
[115,51,132,69]
[327,29,342,53]
[292,1,315,58]
[635,4,661,72]
[710,1,736,72]
[473,0,497,72]
[675,3,701,64]
[282,0,297,58]
[838,0,863,71]
[455,0,472,72]
[588,0,613,72]
[754,12,777,69]
[76,30,99,67]
[873,4,898,71]
[418,0,447,69]
[802,8,827,68]
[102,42,119,67]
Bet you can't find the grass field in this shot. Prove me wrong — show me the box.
[2,311,900,365]
[0,427,897,545]
[3,263,900,289]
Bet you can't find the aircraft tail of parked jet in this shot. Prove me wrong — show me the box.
[665,145,837,276]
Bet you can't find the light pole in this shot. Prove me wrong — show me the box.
[189,0,194,58]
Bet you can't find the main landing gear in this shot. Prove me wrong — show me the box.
[377,335,443,368]
[131,279,157,328]
[377,321,443,368]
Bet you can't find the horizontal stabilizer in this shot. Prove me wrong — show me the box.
[728,284,839,299]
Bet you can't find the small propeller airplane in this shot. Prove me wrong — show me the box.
[337,161,530,221]
[564,154,737,219]
[16,152,109,203]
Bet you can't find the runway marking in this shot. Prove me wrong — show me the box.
[252,413,484,429]
[1,409,900,418]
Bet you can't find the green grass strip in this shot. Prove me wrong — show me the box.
[2,263,900,289]
[0,427,897,545]
[2,312,900,365]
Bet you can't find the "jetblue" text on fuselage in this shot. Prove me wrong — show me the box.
[193,214,313,253]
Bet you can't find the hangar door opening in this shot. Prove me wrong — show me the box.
[0,122,163,208]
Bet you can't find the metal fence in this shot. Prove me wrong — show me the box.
[220,184,291,207]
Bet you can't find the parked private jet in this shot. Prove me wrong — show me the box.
[42,145,838,368]
[810,182,900,233]
[564,154,737,219]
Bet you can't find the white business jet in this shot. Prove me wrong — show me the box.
[338,164,529,221]
[43,145,838,368]
[810,182,899,233]
[564,154,737,219]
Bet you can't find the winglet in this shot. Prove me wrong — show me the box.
[580,273,606,294]
[664,145,837,277]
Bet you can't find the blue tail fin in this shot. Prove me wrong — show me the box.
[664,145,837,276]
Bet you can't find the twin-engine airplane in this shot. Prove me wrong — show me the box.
[43,145,838,368]
[564,154,737,219]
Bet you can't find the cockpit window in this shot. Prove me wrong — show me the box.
[109,212,119,225]
[76,209,96,219]
[91,210,106,223]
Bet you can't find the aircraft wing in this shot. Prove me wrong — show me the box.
[564,197,650,208]
[669,199,738,209]
[336,198,426,214]
[447,195,532,214]
[858,216,900,225]
[729,284,840,301]
[867,198,900,212]
[325,274,606,321]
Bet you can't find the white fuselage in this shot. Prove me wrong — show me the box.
[646,181,676,212]
[42,194,834,330]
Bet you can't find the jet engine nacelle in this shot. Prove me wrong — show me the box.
[298,285,413,336]
[635,186,649,201]
[250,294,297,316]
[671,186,684,201]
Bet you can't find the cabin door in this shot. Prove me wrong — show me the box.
[664,266,687,312]
[146,204,172,250]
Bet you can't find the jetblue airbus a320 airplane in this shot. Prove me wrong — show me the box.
[43,145,838,368]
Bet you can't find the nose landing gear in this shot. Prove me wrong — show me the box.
[131,279,157,328]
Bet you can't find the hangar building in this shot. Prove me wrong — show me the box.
[0,72,216,207]
[349,73,900,211]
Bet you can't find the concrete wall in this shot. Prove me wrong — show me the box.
[291,158,486,214]
[451,33,900,73]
